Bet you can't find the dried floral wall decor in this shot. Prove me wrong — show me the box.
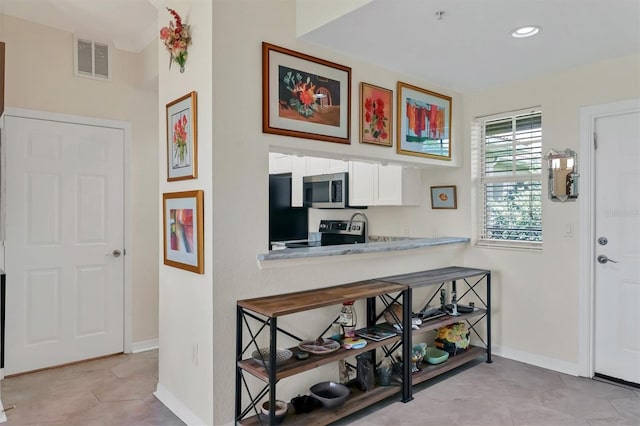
[160,8,192,72]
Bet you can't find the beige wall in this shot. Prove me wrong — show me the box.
[154,1,640,424]
[156,1,214,424]
[1,14,159,344]
[210,1,464,424]
[459,53,640,370]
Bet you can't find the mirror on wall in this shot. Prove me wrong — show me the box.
[545,149,578,202]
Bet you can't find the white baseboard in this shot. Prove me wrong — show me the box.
[0,399,7,423]
[131,338,159,354]
[154,383,207,426]
[493,345,580,376]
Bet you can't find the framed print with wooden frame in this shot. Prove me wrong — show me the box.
[166,91,197,181]
[430,185,457,209]
[163,190,204,274]
[262,42,351,144]
[397,82,452,160]
[360,82,393,147]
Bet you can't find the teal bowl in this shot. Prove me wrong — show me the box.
[426,347,449,364]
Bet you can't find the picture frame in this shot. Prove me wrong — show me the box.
[163,190,204,274]
[262,42,351,144]
[166,91,198,181]
[430,185,457,209]
[397,81,452,160]
[360,82,393,147]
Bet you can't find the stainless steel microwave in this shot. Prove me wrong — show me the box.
[303,172,353,208]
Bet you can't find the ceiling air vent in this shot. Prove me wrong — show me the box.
[74,36,111,81]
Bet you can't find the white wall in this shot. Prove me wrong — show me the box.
[459,53,640,372]
[159,1,640,424]
[210,1,465,424]
[0,14,159,345]
[156,1,213,424]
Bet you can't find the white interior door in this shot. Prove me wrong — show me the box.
[4,115,125,375]
[594,109,640,384]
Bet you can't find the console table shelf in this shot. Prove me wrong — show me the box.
[235,266,491,425]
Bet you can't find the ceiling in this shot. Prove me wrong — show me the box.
[1,0,638,92]
[0,0,160,53]
[301,0,640,92]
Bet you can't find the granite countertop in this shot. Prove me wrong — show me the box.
[258,236,470,262]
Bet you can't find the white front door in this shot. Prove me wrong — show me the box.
[594,109,640,384]
[5,115,125,375]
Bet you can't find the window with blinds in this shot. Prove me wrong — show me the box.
[478,109,542,247]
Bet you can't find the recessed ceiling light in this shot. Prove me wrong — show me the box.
[511,25,541,38]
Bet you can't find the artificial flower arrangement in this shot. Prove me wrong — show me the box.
[160,8,192,72]
[434,322,470,356]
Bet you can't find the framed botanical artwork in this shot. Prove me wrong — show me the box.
[430,185,457,209]
[360,82,393,147]
[163,190,204,274]
[166,91,198,181]
[262,42,351,144]
[397,82,452,160]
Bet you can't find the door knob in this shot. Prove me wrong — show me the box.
[106,250,122,258]
[597,255,618,264]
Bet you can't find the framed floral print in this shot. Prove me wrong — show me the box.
[163,190,204,273]
[262,42,351,144]
[397,82,452,160]
[166,91,197,181]
[360,82,393,147]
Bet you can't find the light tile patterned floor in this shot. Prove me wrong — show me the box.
[2,352,638,425]
[1,350,184,426]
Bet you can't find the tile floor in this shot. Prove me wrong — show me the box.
[1,350,184,426]
[2,352,638,425]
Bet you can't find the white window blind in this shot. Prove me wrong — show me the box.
[478,109,543,248]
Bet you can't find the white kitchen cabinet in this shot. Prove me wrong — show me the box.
[374,164,422,205]
[349,162,422,206]
[268,153,292,174]
[349,161,376,206]
[304,156,349,176]
[327,159,349,173]
[304,156,328,176]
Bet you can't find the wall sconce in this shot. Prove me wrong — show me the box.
[544,149,578,202]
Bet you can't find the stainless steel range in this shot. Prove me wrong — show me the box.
[285,219,366,248]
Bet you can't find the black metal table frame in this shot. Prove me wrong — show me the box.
[235,289,412,425]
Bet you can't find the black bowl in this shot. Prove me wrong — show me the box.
[290,394,320,413]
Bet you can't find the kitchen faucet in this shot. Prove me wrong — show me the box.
[347,211,369,243]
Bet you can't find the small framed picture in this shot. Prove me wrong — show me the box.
[163,190,204,273]
[430,185,457,209]
[166,91,198,181]
[360,82,393,146]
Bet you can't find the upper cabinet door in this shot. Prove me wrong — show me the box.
[268,153,292,174]
[375,164,404,205]
[304,157,329,176]
[349,161,375,206]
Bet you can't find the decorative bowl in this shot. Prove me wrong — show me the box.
[383,303,404,324]
[259,400,288,424]
[290,394,320,413]
[426,347,450,365]
[298,338,340,355]
[251,347,293,367]
[309,381,350,408]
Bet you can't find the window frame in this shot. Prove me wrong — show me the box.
[476,107,543,250]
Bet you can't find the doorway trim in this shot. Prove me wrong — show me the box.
[578,98,640,378]
[1,107,133,354]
